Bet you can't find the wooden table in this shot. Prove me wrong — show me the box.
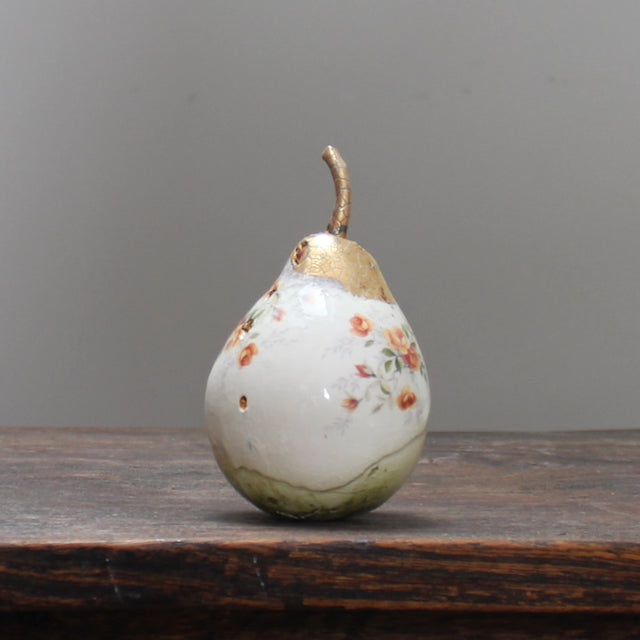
[1,427,638,638]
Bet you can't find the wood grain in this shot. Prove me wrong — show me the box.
[0,428,639,617]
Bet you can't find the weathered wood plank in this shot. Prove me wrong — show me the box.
[1,541,639,612]
[0,428,638,614]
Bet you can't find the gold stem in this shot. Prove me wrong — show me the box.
[323,145,351,238]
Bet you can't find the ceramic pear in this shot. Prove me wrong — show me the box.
[205,146,430,520]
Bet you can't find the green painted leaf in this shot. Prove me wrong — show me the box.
[382,348,395,357]
[380,381,391,395]
[365,339,375,347]
[372,403,384,413]
[395,358,403,373]
[384,359,393,373]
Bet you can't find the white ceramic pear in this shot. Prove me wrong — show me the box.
[205,146,430,520]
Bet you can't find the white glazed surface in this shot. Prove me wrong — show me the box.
[205,261,430,506]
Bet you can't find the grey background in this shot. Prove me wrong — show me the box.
[1,2,639,431]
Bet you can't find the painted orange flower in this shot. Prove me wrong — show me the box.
[225,316,246,350]
[396,386,418,411]
[273,308,286,322]
[350,314,374,337]
[341,397,360,412]
[238,342,258,367]
[401,344,422,371]
[384,326,410,355]
[355,364,374,378]
[265,279,280,297]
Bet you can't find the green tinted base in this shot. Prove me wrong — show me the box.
[213,432,426,521]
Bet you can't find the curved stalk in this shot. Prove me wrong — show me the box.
[323,145,351,238]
